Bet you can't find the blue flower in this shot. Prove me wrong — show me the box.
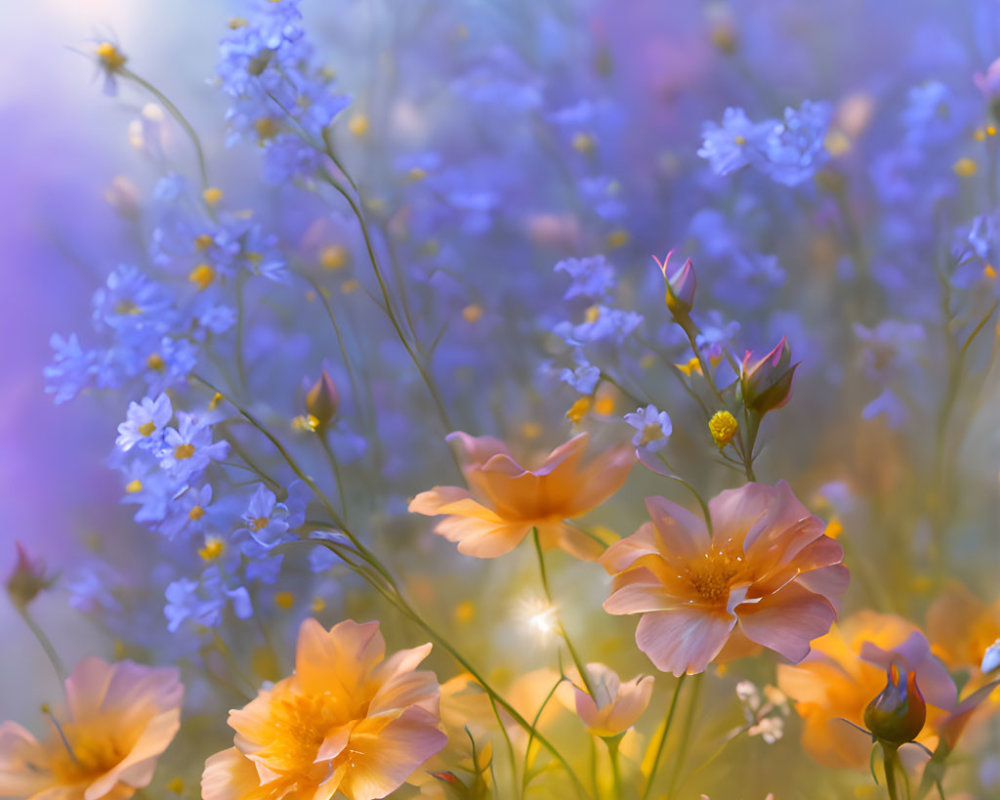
[44,334,98,404]
[158,483,215,541]
[559,352,601,394]
[760,101,832,186]
[554,306,643,347]
[698,108,772,176]
[624,405,673,454]
[164,566,252,632]
[237,481,308,547]
[116,393,174,452]
[158,412,230,482]
[555,255,616,302]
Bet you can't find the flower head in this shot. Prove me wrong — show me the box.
[740,338,797,415]
[568,663,654,738]
[624,405,672,456]
[409,432,633,560]
[602,481,848,676]
[0,659,182,800]
[5,543,55,610]
[651,251,696,315]
[116,393,173,452]
[304,370,340,431]
[864,663,927,746]
[201,618,446,800]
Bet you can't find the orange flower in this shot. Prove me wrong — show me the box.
[201,618,446,800]
[777,611,957,768]
[0,658,183,800]
[409,432,633,560]
[602,481,848,676]
[565,663,654,738]
[927,582,1000,675]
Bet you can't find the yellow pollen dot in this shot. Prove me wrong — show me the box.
[146,353,165,371]
[311,596,326,612]
[733,134,746,146]
[137,421,156,437]
[292,414,320,432]
[173,443,195,460]
[594,396,615,415]
[125,479,143,494]
[274,592,295,610]
[320,245,348,270]
[975,128,987,142]
[462,304,484,323]
[114,299,140,316]
[209,392,224,410]
[710,25,737,54]
[167,778,185,795]
[571,132,595,154]
[407,167,428,182]
[708,410,739,448]
[566,395,592,424]
[228,17,248,29]
[606,229,630,249]
[953,157,978,177]
[348,114,370,137]
[254,117,279,141]
[521,422,542,439]
[824,516,843,539]
[203,187,224,206]
[341,279,361,294]
[96,42,126,71]
[246,251,262,265]
[585,305,601,323]
[824,130,851,157]
[188,264,216,291]
[194,234,214,251]
[985,264,997,279]
[454,600,476,624]
[989,125,998,136]
[188,505,205,521]
[252,517,270,531]
[688,548,744,603]
[198,537,225,561]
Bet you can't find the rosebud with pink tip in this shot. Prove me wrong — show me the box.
[652,251,697,316]
[305,369,340,431]
[740,337,798,415]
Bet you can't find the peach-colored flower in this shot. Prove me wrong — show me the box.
[777,612,957,768]
[201,618,446,800]
[927,583,1000,675]
[409,432,633,560]
[565,663,654,738]
[602,481,848,676]
[0,658,183,800]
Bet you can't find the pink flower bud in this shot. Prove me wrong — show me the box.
[5,543,55,610]
[740,337,797,415]
[975,58,1000,99]
[652,251,697,315]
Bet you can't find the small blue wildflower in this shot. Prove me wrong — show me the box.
[624,405,673,455]
[158,412,230,482]
[116,393,173,452]
[761,101,832,186]
[164,566,252,632]
[44,334,98,403]
[238,481,307,547]
[698,107,772,175]
[158,483,214,541]
[555,306,643,347]
[559,351,601,394]
[555,255,616,302]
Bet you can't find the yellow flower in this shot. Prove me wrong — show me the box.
[0,659,183,800]
[201,619,446,800]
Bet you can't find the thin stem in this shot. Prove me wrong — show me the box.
[120,69,209,189]
[640,674,687,800]
[883,745,901,800]
[520,675,567,797]
[317,433,348,523]
[486,692,519,792]
[665,672,703,797]
[606,737,624,800]
[532,529,597,701]
[18,608,66,685]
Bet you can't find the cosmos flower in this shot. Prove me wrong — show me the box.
[116,393,173,452]
[0,659,183,800]
[201,618,446,800]
[602,482,848,676]
[409,431,633,560]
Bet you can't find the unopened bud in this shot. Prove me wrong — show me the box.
[305,370,339,430]
[6,543,55,610]
[740,338,797,415]
[863,664,926,746]
[652,251,697,316]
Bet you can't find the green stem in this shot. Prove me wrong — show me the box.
[121,69,209,190]
[665,671,702,797]
[18,608,66,685]
[883,745,901,800]
[317,433,348,523]
[606,737,624,800]
[640,674,687,800]
[532,529,597,701]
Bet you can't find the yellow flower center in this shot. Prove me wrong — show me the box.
[188,264,216,291]
[146,353,165,372]
[137,421,157,437]
[96,42,126,71]
[125,479,143,494]
[198,537,225,561]
[252,517,270,531]
[687,547,746,603]
[173,444,195,460]
[188,505,205,521]
[194,234,214,251]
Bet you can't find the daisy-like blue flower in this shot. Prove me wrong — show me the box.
[698,107,772,176]
[559,351,601,394]
[116,393,173,452]
[624,405,673,455]
[761,101,833,186]
[158,483,215,541]
[237,481,308,548]
[158,412,230,482]
[164,567,252,632]
[555,255,616,302]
